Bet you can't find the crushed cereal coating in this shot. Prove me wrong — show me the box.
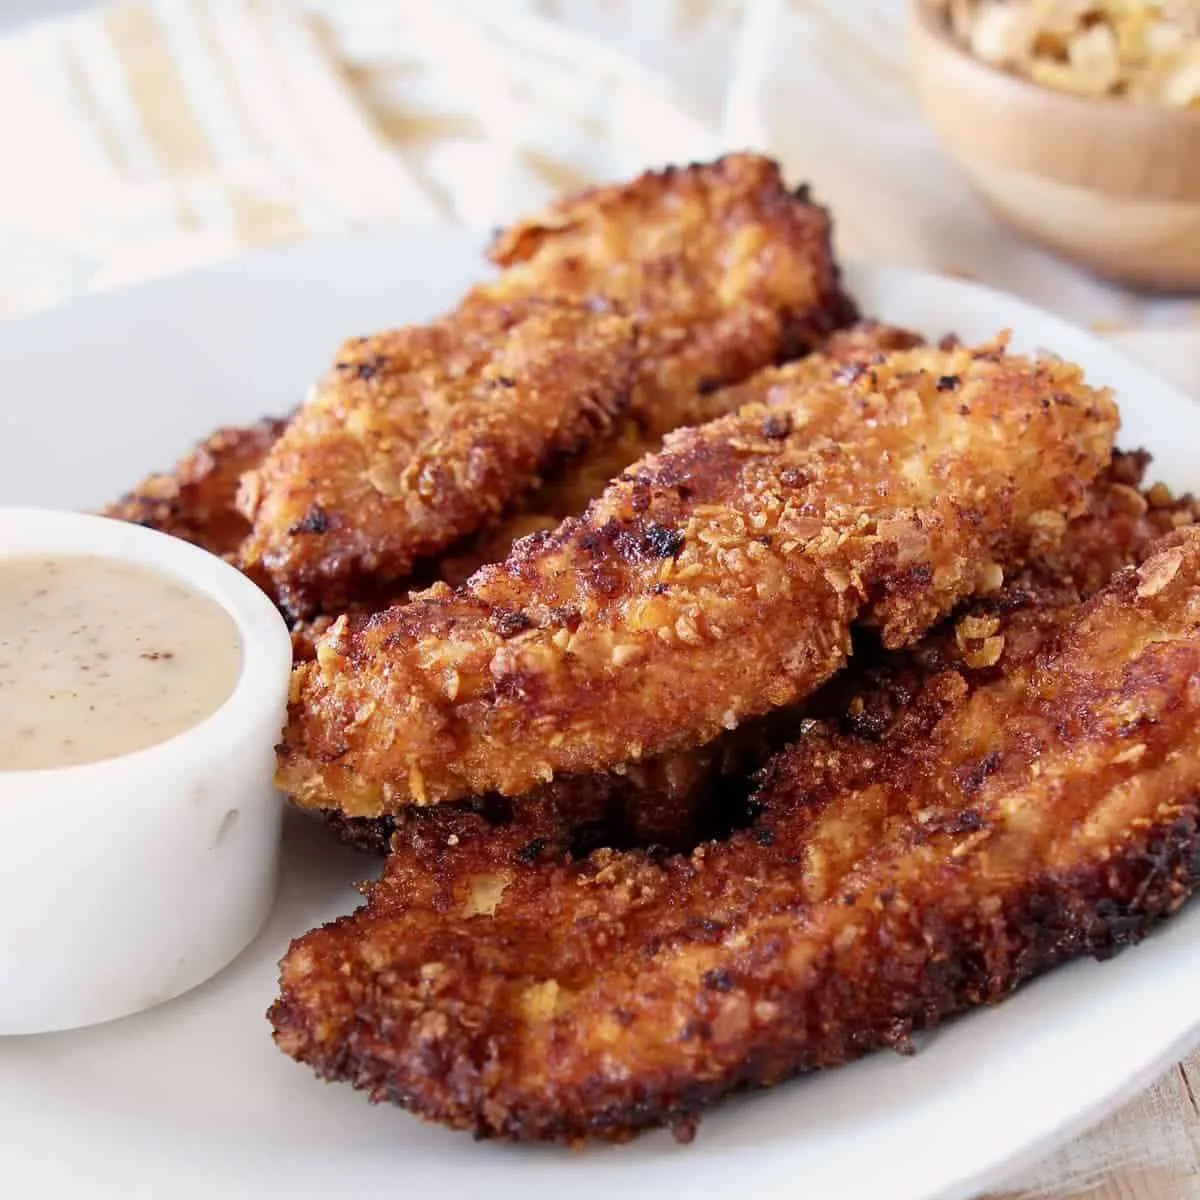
[238,155,856,620]
[271,526,1200,1142]
[277,337,1118,816]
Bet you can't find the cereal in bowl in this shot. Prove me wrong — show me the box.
[942,1,1200,106]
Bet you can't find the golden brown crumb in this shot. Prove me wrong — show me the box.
[277,337,1117,815]
[434,321,922,587]
[237,301,636,619]
[271,527,1200,1142]
[239,155,857,617]
[102,418,286,560]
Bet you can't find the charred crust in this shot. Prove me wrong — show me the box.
[516,837,549,864]
[956,751,1002,796]
[925,809,986,836]
[639,523,686,560]
[289,505,329,535]
[316,809,394,853]
[489,608,532,638]
[701,968,735,992]
[334,354,388,381]
[761,413,792,440]
[587,519,686,563]
[668,1113,700,1144]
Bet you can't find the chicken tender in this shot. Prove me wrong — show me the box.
[477,153,857,430]
[278,338,1117,815]
[102,418,286,560]
[434,321,922,588]
[321,322,931,852]
[305,451,1200,863]
[271,527,1200,1143]
[239,155,855,618]
[238,302,636,619]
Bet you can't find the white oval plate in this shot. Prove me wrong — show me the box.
[2,231,1199,1200]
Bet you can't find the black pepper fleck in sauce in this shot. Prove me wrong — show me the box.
[0,556,243,770]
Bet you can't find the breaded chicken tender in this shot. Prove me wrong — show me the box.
[238,302,636,619]
[271,527,1200,1143]
[103,418,286,560]
[239,156,856,618]
[327,450,1199,854]
[477,153,856,427]
[278,338,1117,816]
[320,322,930,852]
[434,321,922,588]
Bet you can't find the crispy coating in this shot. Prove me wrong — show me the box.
[278,339,1117,815]
[319,721,774,858]
[323,323,929,852]
[813,318,928,362]
[102,418,286,559]
[197,328,921,671]
[477,153,857,429]
[238,302,636,619]
[434,321,922,588]
[311,452,1199,863]
[271,528,1200,1142]
[816,452,1199,737]
[1020,447,1200,595]
[240,155,855,619]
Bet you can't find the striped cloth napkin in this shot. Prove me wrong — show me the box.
[1,2,1198,1196]
[0,0,713,314]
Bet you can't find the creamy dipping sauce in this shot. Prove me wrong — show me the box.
[0,555,242,770]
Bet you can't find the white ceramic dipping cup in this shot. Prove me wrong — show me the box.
[0,509,293,1035]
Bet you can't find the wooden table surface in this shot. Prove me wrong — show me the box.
[993,1055,1200,1198]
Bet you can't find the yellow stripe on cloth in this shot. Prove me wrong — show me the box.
[102,2,211,228]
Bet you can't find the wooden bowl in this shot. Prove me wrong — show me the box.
[909,0,1200,291]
